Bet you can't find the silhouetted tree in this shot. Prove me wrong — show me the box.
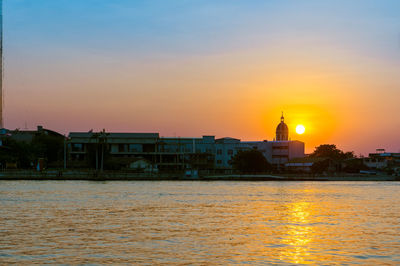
[310,144,355,161]
[231,149,272,173]
[0,138,33,168]
[31,134,64,164]
[311,159,330,174]
[87,130,110,170]
[0,133,65,169]
[342,158,369,173]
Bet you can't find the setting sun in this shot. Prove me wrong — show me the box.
[296,125,306,135]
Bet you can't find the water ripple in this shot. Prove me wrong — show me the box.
[0,181,399,264]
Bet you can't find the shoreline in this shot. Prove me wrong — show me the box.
[0,170,398,182]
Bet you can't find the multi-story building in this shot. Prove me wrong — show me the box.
[68,114,305,171]
[243,114,305,168]
[68,133,216,171]
[69,132,159,169]
[363,150,400,170]
[244,140,305,169]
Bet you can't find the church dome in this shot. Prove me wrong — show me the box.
[276,121,288,132]
[275,113,289,141]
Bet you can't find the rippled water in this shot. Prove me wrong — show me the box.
[0,181,399,264]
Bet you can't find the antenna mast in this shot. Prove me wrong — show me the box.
[0,0,3,128]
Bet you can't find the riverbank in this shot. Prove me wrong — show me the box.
[0,170,398,181]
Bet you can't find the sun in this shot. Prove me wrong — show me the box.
[296,124,305,135]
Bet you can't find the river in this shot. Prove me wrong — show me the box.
[0,181,399,264]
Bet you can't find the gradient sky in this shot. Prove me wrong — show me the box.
[4,0,400,154]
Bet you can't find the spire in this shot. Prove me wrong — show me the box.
[276,112,289,141]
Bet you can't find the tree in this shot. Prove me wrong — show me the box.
[309,144,355,161]
[342,158,369,173]
[311,159,330,174]
[0,138,33,168]
[31,134,64,165]
[88,129,110,170]
[231,149,272,173]
[0,133,65,169]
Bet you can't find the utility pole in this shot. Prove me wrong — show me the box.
[64,135,67,169]
[0,0,3,129]
[95,137,99,170]
[91,132,99,171]
[100,135,104,172]
[100,129,107,172]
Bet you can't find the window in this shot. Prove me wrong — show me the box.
[217,160,222,164]
[272,155,288,159]
[217,149,222,155]
[143,144,155,152]
[227,149,233,155]
[128,144,138,152]
[71,143,83,152]
[118,144,126,152]
[72,154,81,160]
[273,146,288,150]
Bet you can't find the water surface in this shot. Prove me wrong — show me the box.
[0,181,399,264]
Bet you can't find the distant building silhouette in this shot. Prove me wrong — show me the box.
[363,150,400,171]
[276,112,288,141]
[3,125,65,143]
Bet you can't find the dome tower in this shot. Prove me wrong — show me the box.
[276,112,288,141]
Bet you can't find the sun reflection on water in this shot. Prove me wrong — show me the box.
[279,201,314,264]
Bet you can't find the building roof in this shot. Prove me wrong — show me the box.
[369,152,400,158]
[286,157,328,164]
[276,122,288,132]
[68,132,160,144]
[216,137,241,144]
[276,113,288,132]
[69,132,159,139]
[3,126,65,143]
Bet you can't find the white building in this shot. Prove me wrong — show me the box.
[243,114,305,168]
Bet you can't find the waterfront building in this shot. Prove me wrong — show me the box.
[363,150,400,170]
[244,113,304,168]
[284,157,333,173]
[68,132,159,169]
[68,115,305,172]
[244,140,305,169]
[4,126,64,143]
[0,125,66,169]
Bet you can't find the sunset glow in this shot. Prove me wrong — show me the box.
[3,0,400,155]
[2,2,400,265]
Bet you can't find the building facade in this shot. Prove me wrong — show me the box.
[363,150,400,170]
[68,115,305,171]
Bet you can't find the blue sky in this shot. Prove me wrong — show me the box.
[6,0,400,55]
